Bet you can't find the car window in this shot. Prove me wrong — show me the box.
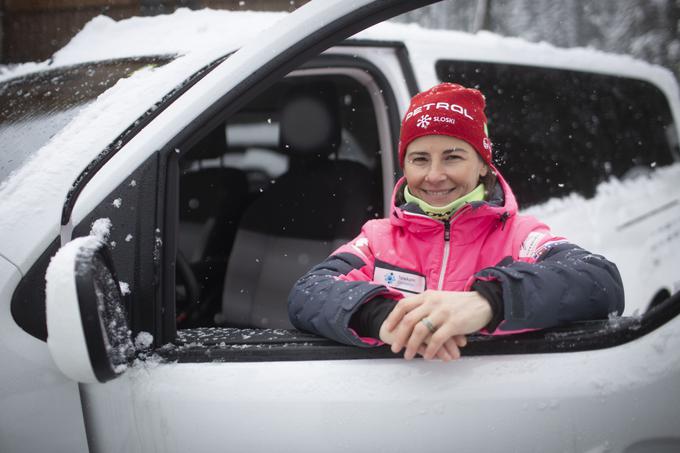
[435,60,678,208]
[176,73,384,329]
[0,56,174,184]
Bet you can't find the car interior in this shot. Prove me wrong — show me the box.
[176,74,384,329]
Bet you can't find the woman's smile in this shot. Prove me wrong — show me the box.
[403,135,487,207]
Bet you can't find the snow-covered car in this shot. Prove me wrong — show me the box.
[1,1,679,452]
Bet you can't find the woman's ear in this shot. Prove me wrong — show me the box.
[479,163,489,178]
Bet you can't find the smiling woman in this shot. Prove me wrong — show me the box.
[288,82,625,361]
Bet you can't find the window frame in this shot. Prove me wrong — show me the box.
[152,49,680,361]
[161,52,404,345]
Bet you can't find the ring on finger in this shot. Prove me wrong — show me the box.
[420,317,436,334]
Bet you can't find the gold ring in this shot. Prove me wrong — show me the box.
[420,317,436,333]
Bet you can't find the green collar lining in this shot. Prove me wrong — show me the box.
[404,184,485,220]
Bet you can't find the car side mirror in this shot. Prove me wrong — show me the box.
[46,236,134,383]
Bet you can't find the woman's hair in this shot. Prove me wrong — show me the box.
[480,162,498,199]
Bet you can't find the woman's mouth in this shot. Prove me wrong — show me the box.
[422,188,455,197]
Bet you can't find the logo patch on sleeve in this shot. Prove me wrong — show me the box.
[374,261,426,295]
[519,231,546,259]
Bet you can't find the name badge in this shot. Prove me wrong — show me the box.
[374,261,426,295]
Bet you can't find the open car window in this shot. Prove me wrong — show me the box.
[163,51,679,362]
[175,72,384,331]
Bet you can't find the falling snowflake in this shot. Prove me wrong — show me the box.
[417,114,431,129]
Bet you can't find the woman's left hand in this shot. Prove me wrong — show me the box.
[382,290,493,360]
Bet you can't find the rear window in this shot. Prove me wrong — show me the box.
[436,60,678,207]
[0,56,174,184]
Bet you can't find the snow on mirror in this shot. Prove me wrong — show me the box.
[46,232,133,384]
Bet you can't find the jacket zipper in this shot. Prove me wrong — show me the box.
[437,220,451,290]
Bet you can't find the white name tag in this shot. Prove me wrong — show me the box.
[374,265,426,294]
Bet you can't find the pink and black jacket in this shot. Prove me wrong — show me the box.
[288,170,624,347]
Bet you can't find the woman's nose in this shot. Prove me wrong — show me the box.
[425,160,447,182]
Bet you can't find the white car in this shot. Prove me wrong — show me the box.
[1,1,679,452]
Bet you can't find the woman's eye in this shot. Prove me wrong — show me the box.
[445,155,461,161]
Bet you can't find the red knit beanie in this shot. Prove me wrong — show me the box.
[398,83,492,167]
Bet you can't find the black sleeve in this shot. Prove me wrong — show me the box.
[471,280,504,331]
[288,252,393,347]
[472,243,624,332]
[349,297,398,339]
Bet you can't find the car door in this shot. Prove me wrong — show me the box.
[45,1,680,452]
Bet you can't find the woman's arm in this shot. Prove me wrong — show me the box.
[288,225,403,347]
[474,242,624,332]
[378,240,623,360]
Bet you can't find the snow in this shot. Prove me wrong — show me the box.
[134,331,154,350]
[119,281,131,295]
[0,9,286,82]
[89,218,112,242]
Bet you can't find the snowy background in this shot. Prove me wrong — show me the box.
[396,0,680,82]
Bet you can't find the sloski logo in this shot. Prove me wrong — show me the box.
[417,114,431,129]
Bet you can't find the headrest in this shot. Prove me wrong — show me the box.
[279,82,340,159]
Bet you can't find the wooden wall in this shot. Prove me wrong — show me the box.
[1,0,309,63]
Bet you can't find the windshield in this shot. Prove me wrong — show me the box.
[0,56,174,184]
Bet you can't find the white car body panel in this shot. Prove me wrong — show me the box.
[82,316,680,452]
[0,256,89,451]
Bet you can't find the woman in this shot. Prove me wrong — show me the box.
[288,83,624,361]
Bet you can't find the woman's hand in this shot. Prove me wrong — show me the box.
[380,290,493,361]
[379,321,466,362]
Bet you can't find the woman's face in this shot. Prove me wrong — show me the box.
[403,135,488,207]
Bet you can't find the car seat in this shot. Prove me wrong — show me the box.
[220,81,379,329]
[178,125,249,322]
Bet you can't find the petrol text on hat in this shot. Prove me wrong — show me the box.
[404,102,474,122]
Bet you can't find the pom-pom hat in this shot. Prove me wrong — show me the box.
[398,83,492,167]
